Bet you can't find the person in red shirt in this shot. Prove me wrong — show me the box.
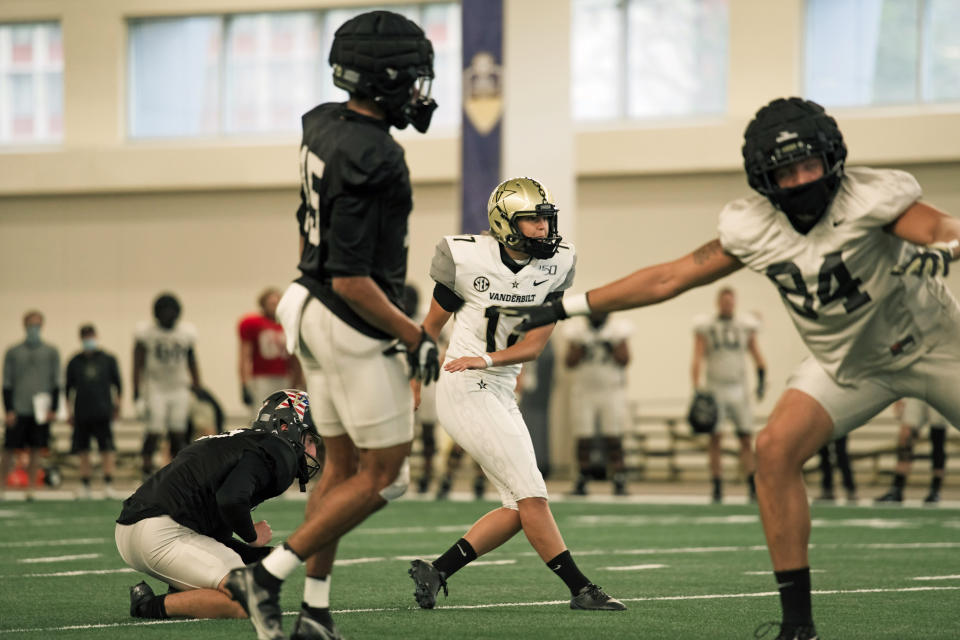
[238,289,304,414]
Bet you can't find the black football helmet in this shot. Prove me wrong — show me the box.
[742,97,847,234]
[688,391,719,435]
[252,389,321,492]
[153,293,181,329]
[329,10,437,132]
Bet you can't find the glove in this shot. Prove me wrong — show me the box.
[242,385,254,406]
[756,367,766,401]
[496,299,568,332]
[408,328,440,384]
[890,240,958,277]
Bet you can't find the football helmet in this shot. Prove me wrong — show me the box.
[329,10,437,132]
[153,293,181,329]
[487,177,562,259]
[252,389,321,492]
[742,97,847,234]
[688,391,718,435]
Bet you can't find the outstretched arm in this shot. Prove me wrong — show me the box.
[888,201,960,276]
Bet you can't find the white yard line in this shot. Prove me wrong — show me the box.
[18,554,100,564]
[603,564,667,571]
[3,586,959,634]
[912,575,960,581]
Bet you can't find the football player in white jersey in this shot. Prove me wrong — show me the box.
[564,312,632,496]
[133,293,202,479]
[495,97,960,639]
[875,398,950,504]
[691,287,766,503]
[407,177,625,612]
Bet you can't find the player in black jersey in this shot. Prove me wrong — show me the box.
[228,10,440,640]
[115,390,318,621]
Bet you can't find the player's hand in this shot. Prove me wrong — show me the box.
[890,241,957,277]
[407,327,440,384]
[252,520,273,547]
[444,356,487,373]
[495,299,568,332]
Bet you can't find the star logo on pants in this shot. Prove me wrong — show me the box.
[476,379,487,390]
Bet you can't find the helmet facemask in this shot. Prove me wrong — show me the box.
[487,177,563,259]
[503,204,562,259]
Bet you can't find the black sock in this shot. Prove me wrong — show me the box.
[931,476,943,492]
[104,474,112,484]
[81,477,91,487]
[302,604,333,627]
[747,474,756,494]
[142,594,168,619]
[893,473,906,490]
[712,477,722,494]
[775,567,812,628]
[547,550,590,596]
[433,538,477,578]
[254,562,284,591]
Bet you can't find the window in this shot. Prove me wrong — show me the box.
[805,0,960,107]
[128,4,461,139]
[0,22,63,144]
[571,0,729,122]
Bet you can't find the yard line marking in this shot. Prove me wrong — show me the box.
[744,569,825,576]
[912,575,960,581]
[356,524,475,535]
[17,568,135,578]
[469,559,516,567]
[0,537,107,548]
[333,557,384,566]
[3,586,959,634]
[18,553,100,564]
[603,564,667,571]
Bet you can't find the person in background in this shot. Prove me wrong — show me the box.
[876,398,949,504]
[65,324,122,499]
[814,435,856,502]
[238,288,304,415]
[2,310,60,497]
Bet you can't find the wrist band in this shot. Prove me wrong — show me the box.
[481,353,494,368]
[563,292,592,317]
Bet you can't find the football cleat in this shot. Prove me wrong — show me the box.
[571,476,588,496]
[225,566,287,640]
[408,559,448,609]
[129,581,155,618]
[435,477,451,501]
[569,584,626,611]
[924,489,940,505]
[416,476,430,494]
[754,621,818,639]
[291,608,343,640]
[875,488,903,504]
[813,490,835,503]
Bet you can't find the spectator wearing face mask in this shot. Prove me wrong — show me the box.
[2,310,61,495]
[66,324,122,499]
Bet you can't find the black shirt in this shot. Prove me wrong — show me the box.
[65,350,121,423]
[117,430,298,544]
[295,102,412,339]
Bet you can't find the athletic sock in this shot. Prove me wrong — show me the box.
[142,594,168,619]
[303,575,330,609]
[259,542,303,585]
[931,476,943,492]
[81,477,91,487]
[104,474,112,485]
[547,550,590,596]
[433,538,477,578]
[775,567,813,628]
[747,474,756,495]
[892,473,906,491]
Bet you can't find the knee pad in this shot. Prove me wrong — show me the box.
[168,432,187,458]
[930,427,947,470]
[142,434,160,457]
[379,458,410,502]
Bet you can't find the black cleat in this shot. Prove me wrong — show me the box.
[291,608,343,640]
[129,581,155,618]
[814,490,835,503]
[226,565,287,640]
[416,476,430,494]
[875,488,903,504]
[711,489,723,504]
[754,621,818,639]
[408,559,447,609]
[924,489,940,505]
[569,583,626,610]
[473,476,486,500]
[435,477,451,501]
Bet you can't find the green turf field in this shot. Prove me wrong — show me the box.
[1,496,959,639]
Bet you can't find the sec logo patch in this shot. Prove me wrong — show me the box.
[473,276,490,292]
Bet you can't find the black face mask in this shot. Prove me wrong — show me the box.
[768,172,843,234]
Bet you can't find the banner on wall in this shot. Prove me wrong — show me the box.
[460,0,503,234]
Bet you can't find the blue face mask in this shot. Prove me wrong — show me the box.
[82,338,98,351]
[25,325,41,344]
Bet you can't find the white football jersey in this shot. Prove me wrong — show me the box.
[430,234,576,381]
[135,321,197,390]
[564,316,633,390]
[693,313,759,386]
[719,167,959,384]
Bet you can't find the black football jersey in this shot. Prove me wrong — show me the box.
[117,430,298,544]
[295,102,413,339]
